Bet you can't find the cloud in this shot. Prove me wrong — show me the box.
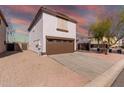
[46,6,87,25]
[75,5,104,13]
[10,18,30,25]
[15,29,28,35]
[4,5,40,15]
[78,27,89,37]
[76,5,98,11]
[1,5,40,23]
[68,13,86,25]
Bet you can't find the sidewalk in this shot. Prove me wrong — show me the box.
[85,59,124,87]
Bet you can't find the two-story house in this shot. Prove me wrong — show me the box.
[28,7,77,55]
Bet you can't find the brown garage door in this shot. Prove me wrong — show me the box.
[46,37,74,55]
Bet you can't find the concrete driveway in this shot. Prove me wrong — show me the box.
[49,52,116,81]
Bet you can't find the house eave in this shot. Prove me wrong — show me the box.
[0,10,8,27]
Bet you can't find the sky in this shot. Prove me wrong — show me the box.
[0,5,124,42]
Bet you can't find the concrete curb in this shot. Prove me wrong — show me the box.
[84,59,124,87]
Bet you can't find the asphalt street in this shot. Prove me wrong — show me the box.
[112,69,124,87]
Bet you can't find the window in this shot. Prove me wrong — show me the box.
[57,18,68,32]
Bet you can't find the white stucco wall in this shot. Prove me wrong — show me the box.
[29,12,77,53]
[29,15,43,53]
[0,18,7,53]
[42,13,76,53]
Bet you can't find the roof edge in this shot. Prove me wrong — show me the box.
[0,10,8,27]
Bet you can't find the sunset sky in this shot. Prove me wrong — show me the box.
[0,5,124,42]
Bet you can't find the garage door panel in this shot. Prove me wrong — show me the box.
[46,38,74,55]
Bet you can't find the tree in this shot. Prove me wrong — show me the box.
[104,11,124,48]
[90,10,124,54]
[90,19,111,50]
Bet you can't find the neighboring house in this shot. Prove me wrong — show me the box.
[90,37,123,48]
[0,10,8,53]
[122,38,124,46]
[76,32,90,50]
[28,7,77,55]
[6,25,15,43]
